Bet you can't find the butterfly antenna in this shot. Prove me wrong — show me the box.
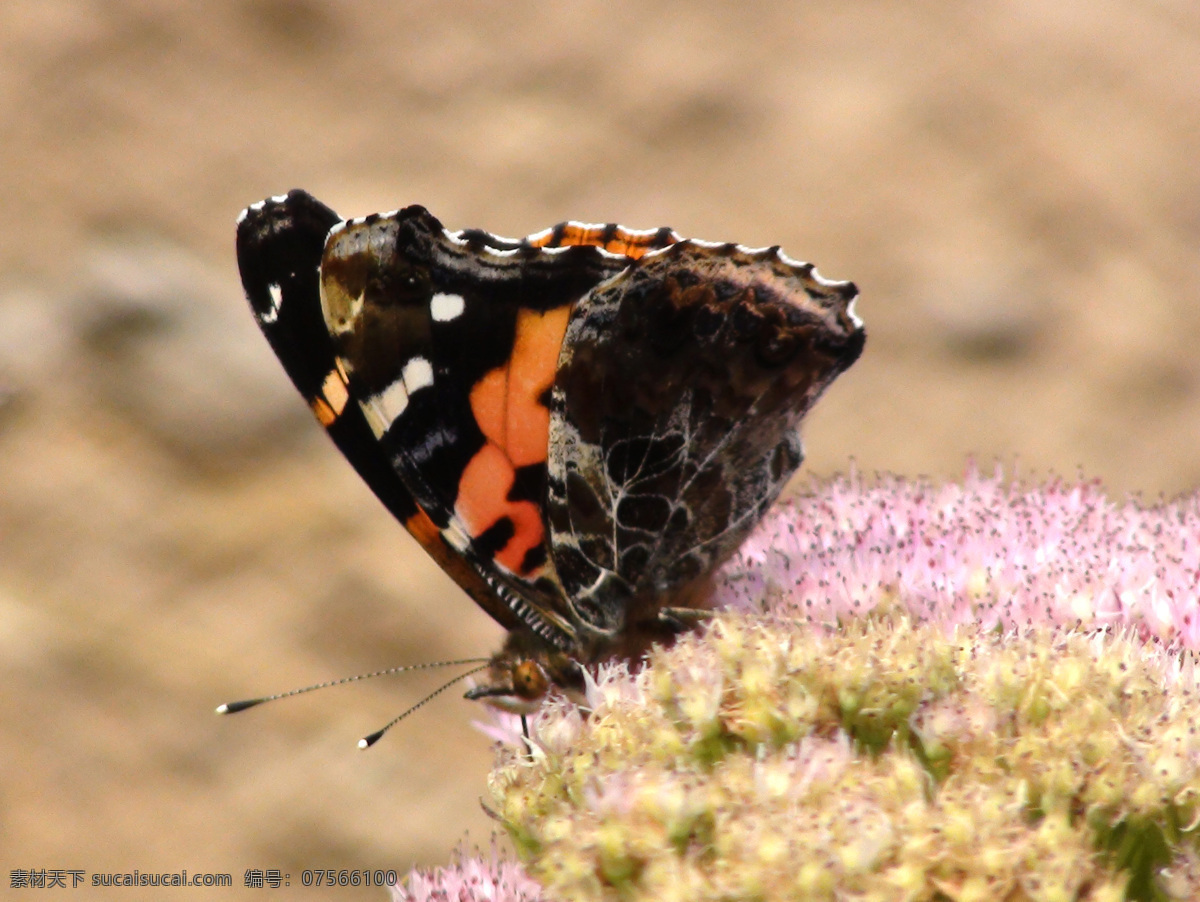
[215,659,489,715]
[358,664,490,749]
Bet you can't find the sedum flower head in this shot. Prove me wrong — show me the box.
[394,842,544,902]
[491,616,1199,901]
[467,471,1200,900]
[717,467,1200,649]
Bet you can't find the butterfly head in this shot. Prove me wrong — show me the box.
[463,632,587,714]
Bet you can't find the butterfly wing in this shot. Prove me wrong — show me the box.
[236,190,527,634]
[299,199,685,653]
[546,240,866,645]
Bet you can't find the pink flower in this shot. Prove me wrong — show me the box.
[716,465,1200,648]
[394,843,542,902]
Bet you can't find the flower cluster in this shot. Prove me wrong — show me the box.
[400,470,1200,901]
[489,616,1200,901]
[394,842,544,902]
[717,467,1200,649]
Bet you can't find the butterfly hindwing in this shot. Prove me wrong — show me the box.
[546,241,865,638]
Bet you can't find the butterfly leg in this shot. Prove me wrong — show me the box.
[656,607,716,633]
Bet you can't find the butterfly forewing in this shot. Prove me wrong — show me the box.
[237,192,524,635]
[312,205,687,649]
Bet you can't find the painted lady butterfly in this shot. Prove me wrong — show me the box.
[236,190,864,715]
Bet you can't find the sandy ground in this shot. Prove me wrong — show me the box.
[2,1,1199,898]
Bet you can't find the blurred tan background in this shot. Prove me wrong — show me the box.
[3,1,1199,898]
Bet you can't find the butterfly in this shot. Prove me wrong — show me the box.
[235,189,864,715]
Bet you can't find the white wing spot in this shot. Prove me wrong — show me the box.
[402,356,435,393]
[361,356,435,437]
[442,522,471,552]
[257,283,283,324]
[379,378,411,418]
[363,379,410,437]
[323,369,350,415]
[430,292,465,322]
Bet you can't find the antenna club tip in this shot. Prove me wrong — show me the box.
[359,730,384,749]
[217,698,265,715]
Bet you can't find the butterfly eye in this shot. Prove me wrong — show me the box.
[511,660,550,701]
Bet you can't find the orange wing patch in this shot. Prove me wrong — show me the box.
[309,366,351,427]
[456,444,544,574]
[459,305,572,575]
[403,505,442,548]
[528,223,680,260]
